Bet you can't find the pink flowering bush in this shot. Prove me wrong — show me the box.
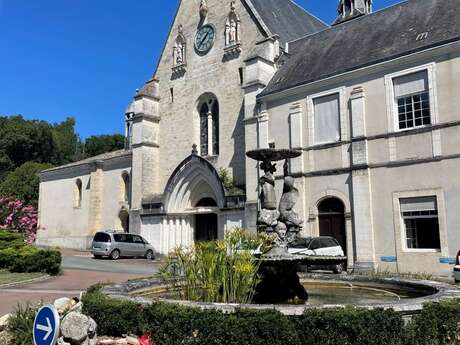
[0,196,38,244]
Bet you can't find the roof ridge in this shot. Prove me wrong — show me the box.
[288,0,410,46]
[286,0,329,27]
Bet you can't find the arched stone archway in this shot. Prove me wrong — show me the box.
[160,154,225,249]
[164,154,225,213]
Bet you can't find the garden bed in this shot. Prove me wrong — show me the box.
[0,270,47,286]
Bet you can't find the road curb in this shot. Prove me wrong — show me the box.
[0,274,52,289]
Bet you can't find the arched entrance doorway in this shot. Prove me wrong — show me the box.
[195,198,218,242]
[318,198,347,253]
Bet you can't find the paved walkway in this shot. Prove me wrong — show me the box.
[0,250,161,315]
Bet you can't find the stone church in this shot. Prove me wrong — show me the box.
[38,0,460,275]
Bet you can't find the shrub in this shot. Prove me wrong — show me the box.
[404,299,460,345]
[0,230,25,250]
[7,302,41,345]
[0,198,39,243]
[82,289,460,345]
[0,245,61,275]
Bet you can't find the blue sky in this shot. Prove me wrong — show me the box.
[0,0,399,139]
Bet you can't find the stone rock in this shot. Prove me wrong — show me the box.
[126,336,140,345]
[54,297,73,314]
[61,312,92,344]
[58,337,71,345]
[69,301,83,314]
[0,313,11,332]
[115,339,128,345]
[97,339,116,345]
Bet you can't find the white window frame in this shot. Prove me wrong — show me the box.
[385,63,438,133]
[392,189,448,255]
[306,87,347,146]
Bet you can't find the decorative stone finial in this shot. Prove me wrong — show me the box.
[192,144,198,155]
[200,0,208,18]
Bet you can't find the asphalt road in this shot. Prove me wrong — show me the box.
[0,250,161,315]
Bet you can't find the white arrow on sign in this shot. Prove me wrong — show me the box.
[36,317,52,341]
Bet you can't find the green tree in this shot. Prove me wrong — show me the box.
[0,115,55,168]
[0,150,13,180]
[51,117,81,164]
[0,162,53,206]
[83,134,125,158]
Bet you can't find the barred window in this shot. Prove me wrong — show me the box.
[393,70,431,130]
[400,196,440,250]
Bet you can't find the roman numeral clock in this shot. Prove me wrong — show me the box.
[195,24,215,55]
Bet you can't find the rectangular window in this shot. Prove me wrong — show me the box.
[313,93,340,144]
[393,70,431,130]
[400,196,440,250]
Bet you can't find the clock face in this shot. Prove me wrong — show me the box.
[195,25,215,54]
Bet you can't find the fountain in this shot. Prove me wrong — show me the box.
[246,148,310,303]
[97,149,460,315]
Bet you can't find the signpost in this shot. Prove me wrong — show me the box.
[33,305,60,345]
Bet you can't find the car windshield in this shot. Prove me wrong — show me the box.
[290,238,313,248]
[93,233,111,243]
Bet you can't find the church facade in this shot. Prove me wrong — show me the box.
[38,0,460,276]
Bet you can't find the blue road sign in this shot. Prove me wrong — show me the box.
[33,305,60,345]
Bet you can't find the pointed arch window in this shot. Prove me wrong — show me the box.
[198,96,219,157]
[74,179,83,208]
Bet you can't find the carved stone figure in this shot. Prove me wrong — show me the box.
[174,42,184,65]
[279,160,303,237]
[200,0,208,18]
[258,159,280,229]
[229,19,237,43]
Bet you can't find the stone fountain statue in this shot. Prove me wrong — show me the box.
[246,148,309,302]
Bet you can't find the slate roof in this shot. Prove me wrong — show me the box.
[42,149,132,173]
[260,0,460,98]
[246,0,328,45]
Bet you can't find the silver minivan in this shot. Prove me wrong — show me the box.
[91,231,156,260]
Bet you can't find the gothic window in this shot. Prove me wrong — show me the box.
[200,103,209,156]
[212,101,219,155]
[122,172,130,203]
[74,179,82,208]
[198,96,219,157]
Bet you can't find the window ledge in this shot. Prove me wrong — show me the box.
[402,249,441,254]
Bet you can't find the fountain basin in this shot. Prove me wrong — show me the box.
[99,274,460,316]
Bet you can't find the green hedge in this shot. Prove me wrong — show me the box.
[82,290,460,345]
[0,245,61,275]
[0,230,25,250]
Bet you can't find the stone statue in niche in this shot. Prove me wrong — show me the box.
[229,19,237,43]
[278,160,303,240]
[258,159,280,230]
[200,0,208,19]
[173,26,186,68]
[225,1,240,47]
[174,42,184,65]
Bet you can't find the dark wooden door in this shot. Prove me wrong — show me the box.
[319,214,346,253]
[195,214,218,242]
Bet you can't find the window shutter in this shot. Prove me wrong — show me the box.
[400,196,437,212]
[314,93,340,144]
[393,70,428,97]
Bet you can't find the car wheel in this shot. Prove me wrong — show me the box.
[145,250,155,261]
[455,279,459,284]
[110,249,121,260]
[333,263,344,274]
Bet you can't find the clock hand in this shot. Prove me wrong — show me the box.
[200,32,210,46]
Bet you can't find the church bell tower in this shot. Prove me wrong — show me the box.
[334,0,372,25]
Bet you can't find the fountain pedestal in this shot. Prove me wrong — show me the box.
[247,148,309,303]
